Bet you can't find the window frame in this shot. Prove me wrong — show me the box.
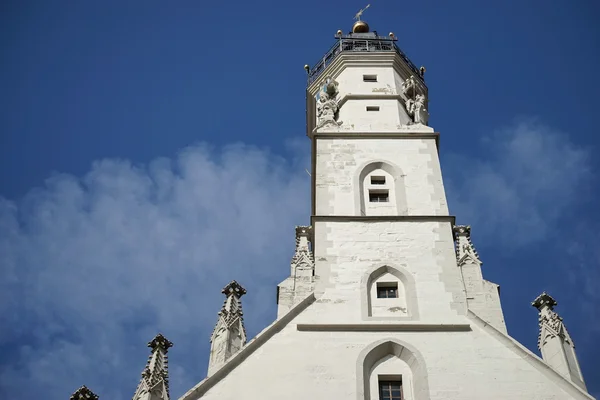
[376,282,399,298]
[378,378,404,400]
[369,190,389,203]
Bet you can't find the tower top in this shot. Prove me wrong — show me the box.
[305,19,424,87]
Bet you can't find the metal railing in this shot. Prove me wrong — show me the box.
[307,36,425,87]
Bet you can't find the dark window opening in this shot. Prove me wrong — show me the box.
[366,106,380,111]
[363,74,378,82]
[379,379,403,400]
[369,190,389,203]
[371,176,386,185]
[376,282,398,298]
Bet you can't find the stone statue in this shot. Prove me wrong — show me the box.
[316,77,343,129]
[405,94,428,125]
[401,75,416,97]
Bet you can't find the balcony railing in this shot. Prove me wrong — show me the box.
[307,35,425,87]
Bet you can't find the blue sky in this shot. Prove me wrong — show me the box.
[1,0,599,398]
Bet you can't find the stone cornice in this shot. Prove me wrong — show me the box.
[296,323,471,332]
[180,293,316,400]
[337,93,402,108]
[311,131,439,147]
[311,215,456,225]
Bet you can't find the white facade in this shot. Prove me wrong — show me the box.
[176,21,593,400]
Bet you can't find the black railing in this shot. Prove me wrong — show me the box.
[307,36,424,87]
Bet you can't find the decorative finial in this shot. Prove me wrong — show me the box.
[148,333,173,352]
[70,386,99,400]
[304,64,310,74]
[532,292,558,311]
[352,4,371,33]
[222,280,247,297]
[336,29,343,37]
[420,65,426,76]
[354,4,370,21]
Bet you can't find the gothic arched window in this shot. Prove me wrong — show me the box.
[362,265,419,321]
[357,339,430,400]
[356,161,408,217]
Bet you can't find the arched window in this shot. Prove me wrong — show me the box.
[357,339,430,400]
[355,161,408,217]
[362,265,419,321]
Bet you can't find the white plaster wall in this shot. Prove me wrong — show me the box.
[335,67,398,98]
[315,138,448,217]
[310,220,465,323]
[337,99,406,131]
[194,319,587,400]
[369,272,408,318]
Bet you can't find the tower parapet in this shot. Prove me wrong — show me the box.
[306,27,425,87]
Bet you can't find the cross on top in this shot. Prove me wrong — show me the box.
[354,4,370,21]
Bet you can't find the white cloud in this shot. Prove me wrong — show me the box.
[0,141,311,399]
[444,119,591,246]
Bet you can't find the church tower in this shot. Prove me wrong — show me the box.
[179,15,593,399]
[69,12,594,400]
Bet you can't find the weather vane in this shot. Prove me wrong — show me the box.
[354,4,370,21]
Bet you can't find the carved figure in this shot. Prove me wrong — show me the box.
[405,94,428,125]
[401,75,416,97]
[316,77,343,129]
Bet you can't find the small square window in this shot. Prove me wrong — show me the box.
[379,379,403,400]
[366,106,380,112]
[363,74,378,82]
[371,176,386,185]
[369,190,389,203]
[377,282,398,298]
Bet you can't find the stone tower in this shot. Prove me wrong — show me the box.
[179,17,593,400]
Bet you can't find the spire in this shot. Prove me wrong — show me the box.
[70,386,99,400]
[132,333,173,400]
[207,281,247,376]
[290,226,314,274]
[453,225,482,266]
[452,225,506,332]
[532,292,587,391]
